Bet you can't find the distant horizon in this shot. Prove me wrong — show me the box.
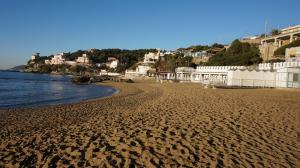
[1,0,299,69]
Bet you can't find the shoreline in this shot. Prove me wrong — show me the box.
[0,71,120,110]
[0,81,300,167]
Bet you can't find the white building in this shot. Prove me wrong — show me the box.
[30,53,40,61]
[143,49,164,64]
[125,65,156,79]
[99,70,121,76]
[285,46,300,62]
[106,57,119,69]
[125,65,153,78]
[184,51,207,58]
[76,54,91,64]
[276,67,300,88]
[44,60,51,64]
[157,62,300,88]
[31,55,36,60]
[45,53,65,65]
[108,59,119,69]
[125,49,163,78]
[65,61,77,66]
[124,69,138,79]
[136,65,152,75]
[281,25,300,34]
[165,51,175,55]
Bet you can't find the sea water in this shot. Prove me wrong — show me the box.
[0,71,117,109]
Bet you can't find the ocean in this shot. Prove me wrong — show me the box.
[0,71,118,109]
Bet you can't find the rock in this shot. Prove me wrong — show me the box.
[71,76,91,84]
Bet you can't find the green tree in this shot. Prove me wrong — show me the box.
[70,65,87,73]
[206,39,262,66]
[271,29,280,36]
[212,43,224,48]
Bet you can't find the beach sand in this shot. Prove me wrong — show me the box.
[0,81,300,167]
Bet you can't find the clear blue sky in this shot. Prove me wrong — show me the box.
[0,0,299,69]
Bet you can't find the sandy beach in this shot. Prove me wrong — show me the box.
[0,81,300,167]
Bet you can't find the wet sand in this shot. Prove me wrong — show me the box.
[0,81,300,167]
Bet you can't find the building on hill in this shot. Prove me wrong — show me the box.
[76,54,91,64]
[182,47,224,63]
[87,48,97,53]
[286,46,300,62]
[125,49,163,78]
[260,24,300,61]
[31,53,39,61]
[164,51,175,55]
[143,48,164,64]
[106,57,119,69]
[125,64,156,78]
[45,53,91,66]
[136,65,152,75]
[65,61,76,65]
[183,51,207,58]
[45,53,65,65]
[240,36,262,44]
[281,25,300,35]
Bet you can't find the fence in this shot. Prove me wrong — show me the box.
[227,79,276,88]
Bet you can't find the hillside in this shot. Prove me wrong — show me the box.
[206,40,262,66]
[7,65,26,72]
[26,49,157,73]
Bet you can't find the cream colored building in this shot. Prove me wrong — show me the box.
[240,36,262,44]
[143,49,164,64]
[285,46,300,62]
[30,53,40,61]
[125,65,154,78]
[281,25,300,34]
[125,49,164,78]
[76,54,91,64]
[31,55,36,60]
[45,53,65,65]
[107,58,119,69]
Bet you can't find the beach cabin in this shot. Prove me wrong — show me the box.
[276,67,300,88]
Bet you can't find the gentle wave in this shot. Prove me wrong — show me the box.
[0,71,117,109]
[0,77,67,82]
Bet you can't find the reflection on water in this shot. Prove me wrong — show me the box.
[0,71,117,109]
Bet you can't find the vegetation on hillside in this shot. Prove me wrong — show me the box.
[274,39,300,57]
[155,54,196,72]
[26,49,156,73]
[265,58,285,63]
[26,40,264,74]
[206,39,262,66]
[271,29,280,36]
[182,43,224,52]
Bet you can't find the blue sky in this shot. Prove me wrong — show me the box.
[0,0,299,69]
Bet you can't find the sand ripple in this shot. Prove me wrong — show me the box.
[0,82,300,167]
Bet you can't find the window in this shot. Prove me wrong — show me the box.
[293,73,299,82]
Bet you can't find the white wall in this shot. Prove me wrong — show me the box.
[259,61,300,70]
[276,67,300,88]
[227,70,276,87]
[136,65,151,75]
[108,60,119,68]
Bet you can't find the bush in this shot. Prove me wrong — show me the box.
[206,39,262,66]
[70,65,87,73]
[265,59,285,63]
[39,64,52,73]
